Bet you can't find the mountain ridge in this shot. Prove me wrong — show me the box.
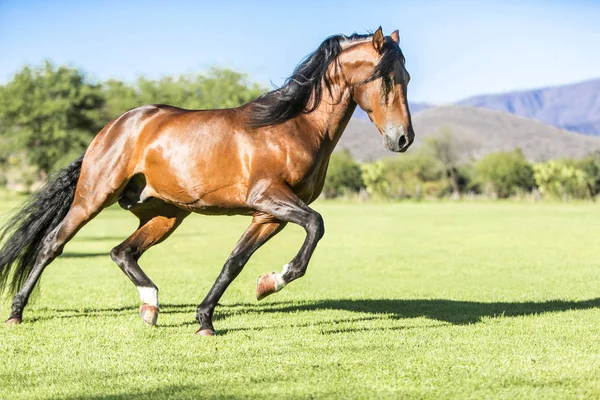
[352,77,600,136]
[341,105,600,162]
[456,77,600,136]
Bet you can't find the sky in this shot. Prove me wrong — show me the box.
[1,0,600,103]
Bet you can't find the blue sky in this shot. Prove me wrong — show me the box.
[1,0,599,103]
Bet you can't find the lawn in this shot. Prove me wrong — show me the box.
[1,199,599,399]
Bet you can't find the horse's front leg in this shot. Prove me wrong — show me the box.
[249,183,325,301]
[196,215,286,336]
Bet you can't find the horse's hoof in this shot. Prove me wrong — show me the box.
[196,328,216,336]
[256,272,279,300]
[139,304,159,326]
[5,316,22,325]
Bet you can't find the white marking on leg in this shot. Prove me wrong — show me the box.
[138,286,159,308]
[273,263,289,291]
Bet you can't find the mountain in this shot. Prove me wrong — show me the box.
[339,105,600,162]
[352,102,433,121]
[458,78,600,136]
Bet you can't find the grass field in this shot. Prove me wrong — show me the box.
[1,199,600,399]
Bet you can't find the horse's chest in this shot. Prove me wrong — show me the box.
[288,153,330,204]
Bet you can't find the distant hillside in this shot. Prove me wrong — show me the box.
[352,102,432,121]
[339,105,600,162]
[458,78,600,136]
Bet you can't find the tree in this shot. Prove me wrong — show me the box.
[185,67,266,110]
[424,129,476,195]
[101,79,140,120]
[323,149,364,198]
[533,161,589,200]
[379,151,445,199]
[475,149,535,197]
[0,61,104,176]
[102,68,266,120]
[561,153,600,199]
[361,161,388,196]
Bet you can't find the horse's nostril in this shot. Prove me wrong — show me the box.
[398,135,407,148]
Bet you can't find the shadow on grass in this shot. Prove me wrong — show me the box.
[71,236,127,242]
[61,385,346,400]
[72,232,201,242]
[62,385,345,400]
[63,385,206,400]
[61,252,107,258]
[26,297,600,328]
[234,297,600,325]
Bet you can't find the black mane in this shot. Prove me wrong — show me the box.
[248,33,404,128]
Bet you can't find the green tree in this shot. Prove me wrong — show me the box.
[533,161,589,200]
[361,161,388,196]
[475,149,535,197]
[102,79,140,120]
[323,149,364,198]
[424,129,476,195]
[380,151,445,199]
[102,68,266,120]
[561,153,600,199]
[185,67,265,110]
[0,61,104,175]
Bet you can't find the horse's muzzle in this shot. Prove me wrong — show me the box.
[384,126,414,153]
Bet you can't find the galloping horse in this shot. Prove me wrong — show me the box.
[0,28,414,335]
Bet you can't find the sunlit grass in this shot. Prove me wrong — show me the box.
[1,200,600,399]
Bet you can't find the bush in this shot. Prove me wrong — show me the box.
[561,153,600,197]
[423,129,478,195]
[378,150,476,199]
[323,149,364,198]
[360,161,388,197]
[475,149,535,197]
[380,152,442,198]
[533,161,589,200]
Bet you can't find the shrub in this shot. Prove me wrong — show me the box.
[561,153,600,197]
[533,161,589,200]
[323,149,364,198]
[380,152,442,199]
[360,161,388,196]
[475,149,535,197]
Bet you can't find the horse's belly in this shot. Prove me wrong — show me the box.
[138,129,250,212]
[144,171,249,212]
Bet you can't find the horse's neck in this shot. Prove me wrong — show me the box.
[301,86,357,154]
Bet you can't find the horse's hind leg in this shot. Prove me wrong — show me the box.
[7,157,133,324]
[7,203,105,324]
[110,202,189,326]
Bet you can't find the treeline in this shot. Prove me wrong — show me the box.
[1,61,598,201]
[0,61,265,188]
[325,132,600,201]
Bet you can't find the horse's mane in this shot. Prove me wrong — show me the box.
[248,32,404,128]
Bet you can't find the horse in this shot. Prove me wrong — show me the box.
[0,27,414,336]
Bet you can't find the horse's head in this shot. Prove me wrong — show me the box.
[346,27,414,153]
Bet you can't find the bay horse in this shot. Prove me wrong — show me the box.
[0,27,414,335]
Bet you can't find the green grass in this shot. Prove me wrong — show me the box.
[1,199,599,399]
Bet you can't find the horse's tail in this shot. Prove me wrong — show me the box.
[0,156,84,297]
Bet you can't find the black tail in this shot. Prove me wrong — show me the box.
[0,156,83,297]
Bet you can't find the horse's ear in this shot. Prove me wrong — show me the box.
[373,27,385,53]
[391,30,400,44]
